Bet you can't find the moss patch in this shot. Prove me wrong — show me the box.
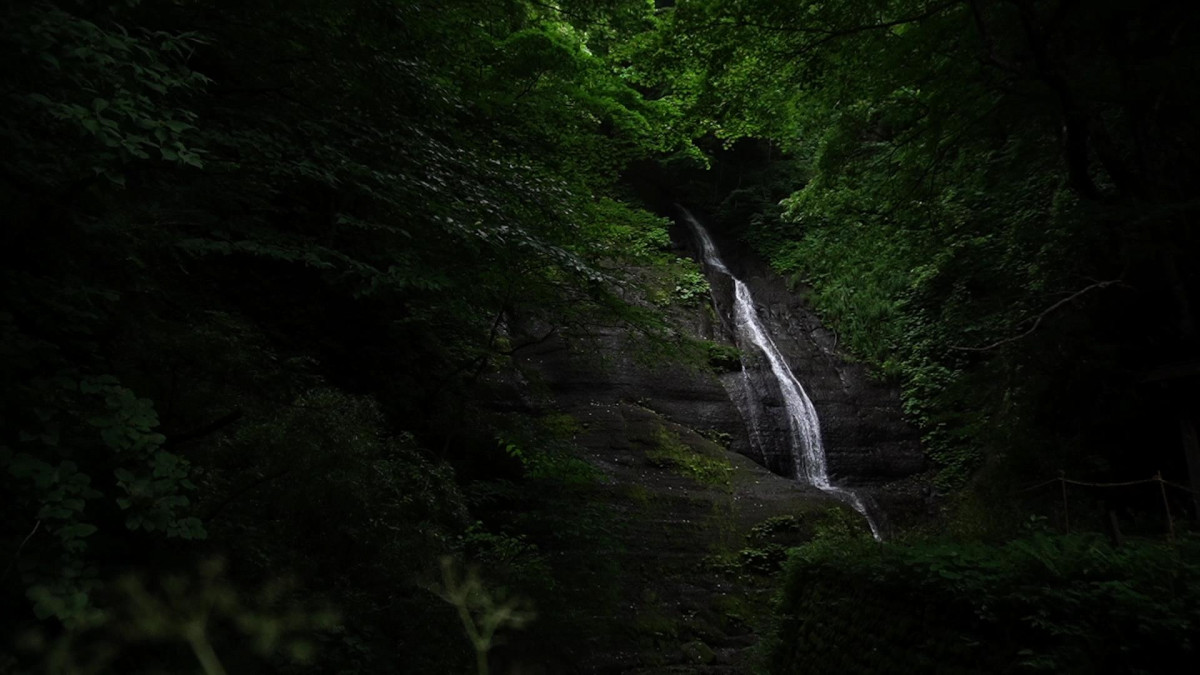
[645,425,734,486]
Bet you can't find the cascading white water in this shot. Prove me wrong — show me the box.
[682,207,882,540]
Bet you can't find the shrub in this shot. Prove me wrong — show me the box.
[769,533,1200,674]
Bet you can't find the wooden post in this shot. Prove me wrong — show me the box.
[1059,472,1070,534]
[1179,414,1200,519]
[1156,471,1175,543]
[1107,510,1124,548]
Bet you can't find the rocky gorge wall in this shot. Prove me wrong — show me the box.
[478,215,930,670]
[503,206,927,528]
[674,210,926,490]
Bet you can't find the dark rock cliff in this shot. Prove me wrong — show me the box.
[488,225,928,671]
[623,163,926,500]
[506,211,926,525]
[673,210,925,487]
[510,322,755,461]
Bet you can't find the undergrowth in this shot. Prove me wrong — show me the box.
[768,530,1200,674]
[646,426,733,487]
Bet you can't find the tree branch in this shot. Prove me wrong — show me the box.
[500,326,559,355]
[203,467,292,524]
[950,279,1122,352]
[164,409,244,449]
[2,520,41,582]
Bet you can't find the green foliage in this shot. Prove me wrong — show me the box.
[641,254,713,312]
[670,261,711,305]
[497,413,597,488]
[589,198,674,263]
[644,0,1200,495]
[460,521,553,595]
[737,545,789,575]
[23,0,1200,670]
[771,534,1200,674]
[434,557,534,675]
[19,560,336,675]
[702,341,742,372]
[748,515,803,543]
[699,427,734,450]
[3,373,202,626]
[2,0,684,668]
[1,1,208,189]
[456,407,628,667]
[85,377,203,539]
[646,425,733,486]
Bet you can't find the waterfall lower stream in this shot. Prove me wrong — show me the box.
[681,206,882,540]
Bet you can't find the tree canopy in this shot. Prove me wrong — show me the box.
[640,0,1200,489]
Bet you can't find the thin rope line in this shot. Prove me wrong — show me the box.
[1162,479,1200,496]
[1015,478,1061,493]
[1062,478,1156,488]
[1015,476,1199,493]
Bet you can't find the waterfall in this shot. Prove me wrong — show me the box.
[680,207,882,540]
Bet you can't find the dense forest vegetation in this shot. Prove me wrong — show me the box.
[3,1,1199,673]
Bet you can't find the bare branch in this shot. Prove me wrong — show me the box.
[203,468,292,524]
[164,409,245,449]
[2,520,41,582]
[950,279,1121,352]
[500,326,559,355]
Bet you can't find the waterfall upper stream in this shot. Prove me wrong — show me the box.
[681,206,883,539]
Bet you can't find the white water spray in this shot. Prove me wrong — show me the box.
[681,207,881,539]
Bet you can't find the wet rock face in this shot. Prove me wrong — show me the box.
[512,326,756,461]
[690,223,926,488]
[733,278,925,486]
[509,214,924,496]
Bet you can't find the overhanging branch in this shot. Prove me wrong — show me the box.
[950,279,1122,352]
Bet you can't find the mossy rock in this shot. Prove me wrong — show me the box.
[738,543,789,574]
[681,640,716,665]
[704,342,743,371]
[644,425,733,486]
